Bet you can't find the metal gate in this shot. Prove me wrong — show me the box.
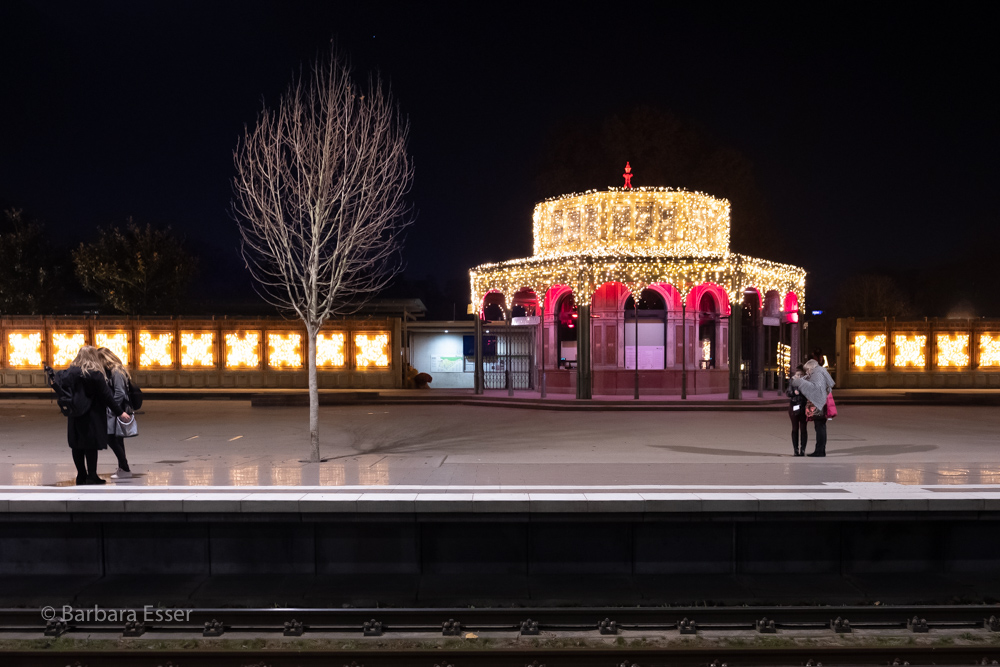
[741,305,760,391]
[483,326,536,390]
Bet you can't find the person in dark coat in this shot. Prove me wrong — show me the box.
[786,364,808,456]
[66,346,131,485]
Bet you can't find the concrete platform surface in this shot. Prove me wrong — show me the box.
[1,399,999,496]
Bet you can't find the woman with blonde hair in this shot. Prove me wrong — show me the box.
[66,346,131,484]
[98,347,133,479]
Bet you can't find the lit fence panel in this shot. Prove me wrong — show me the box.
[936,333,969,368]
[96,332,129,366]
[7,332,43,368]
[267,333,302,369]
[981,334,1000,367]
[52,333,86,367]
[225,331,260,369]
[180,332,215,368]
[893,334,926,368]
[316,332,346,368]
[853,334,886,369]
[355,332,390,368]
[139,332,174,369]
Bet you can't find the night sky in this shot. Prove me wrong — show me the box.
[2,2,997,317]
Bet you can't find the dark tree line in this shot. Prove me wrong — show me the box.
[0,209,197,316]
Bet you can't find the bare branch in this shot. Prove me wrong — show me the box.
[232,47,413,460]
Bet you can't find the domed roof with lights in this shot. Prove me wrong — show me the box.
[532,187,731,259]
[470,164,806,310]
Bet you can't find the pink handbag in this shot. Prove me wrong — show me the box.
[825,392,837,420]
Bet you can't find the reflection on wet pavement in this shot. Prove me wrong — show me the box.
[3,401,1000,488]
[12,459,1000,489]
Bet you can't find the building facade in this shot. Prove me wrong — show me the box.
[470,187,807,396]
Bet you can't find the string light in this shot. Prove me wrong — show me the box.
[181,332,214,368]
[52,333,85,367]
[853,334,886,368]
[936,334,969,367]
[980,334,1000,367]
[7,333,42,367]
[777,342,791,374]
[139,332,173,368]
[894,334,926,368]
[96,332,129,366]
[267,333,302,369]
[472,189,806,310]
[355,333,389,368]
[534,188,730,257]
[225,332,260,369]
[316,332,346,367]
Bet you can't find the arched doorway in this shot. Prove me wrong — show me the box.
[624,288,667,369]
[698,291,719,369]
[511,288,538,319]
[555,291,578,369]
[482,291,507,322]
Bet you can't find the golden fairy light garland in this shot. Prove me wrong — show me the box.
[471,188,806,310]
[471,253,805,310]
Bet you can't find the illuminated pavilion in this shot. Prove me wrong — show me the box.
[470,184,807,397]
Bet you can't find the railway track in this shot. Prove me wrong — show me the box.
[3,604,1000,635]
[3,605,1000,666]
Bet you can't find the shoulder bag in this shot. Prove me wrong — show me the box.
[115,414,138,438]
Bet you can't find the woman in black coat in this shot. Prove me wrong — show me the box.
[66,346,131,485]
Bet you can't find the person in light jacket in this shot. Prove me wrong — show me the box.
[98,347,134,479]
[791,358,835,457]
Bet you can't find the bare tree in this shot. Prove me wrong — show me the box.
[232,49,413,461]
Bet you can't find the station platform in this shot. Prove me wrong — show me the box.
[2,398,1000,607]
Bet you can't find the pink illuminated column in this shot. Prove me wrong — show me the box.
[784,292,801,367]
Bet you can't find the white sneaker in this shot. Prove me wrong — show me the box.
[111,468,132,479]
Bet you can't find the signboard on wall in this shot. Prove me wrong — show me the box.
[625,346,664,369]
[431,355,464,373]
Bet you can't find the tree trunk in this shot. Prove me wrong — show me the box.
[307,323,320,462]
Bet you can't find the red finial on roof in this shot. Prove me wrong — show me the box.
[622,162,633,189]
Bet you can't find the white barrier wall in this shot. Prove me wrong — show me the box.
[409,331,474,389]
